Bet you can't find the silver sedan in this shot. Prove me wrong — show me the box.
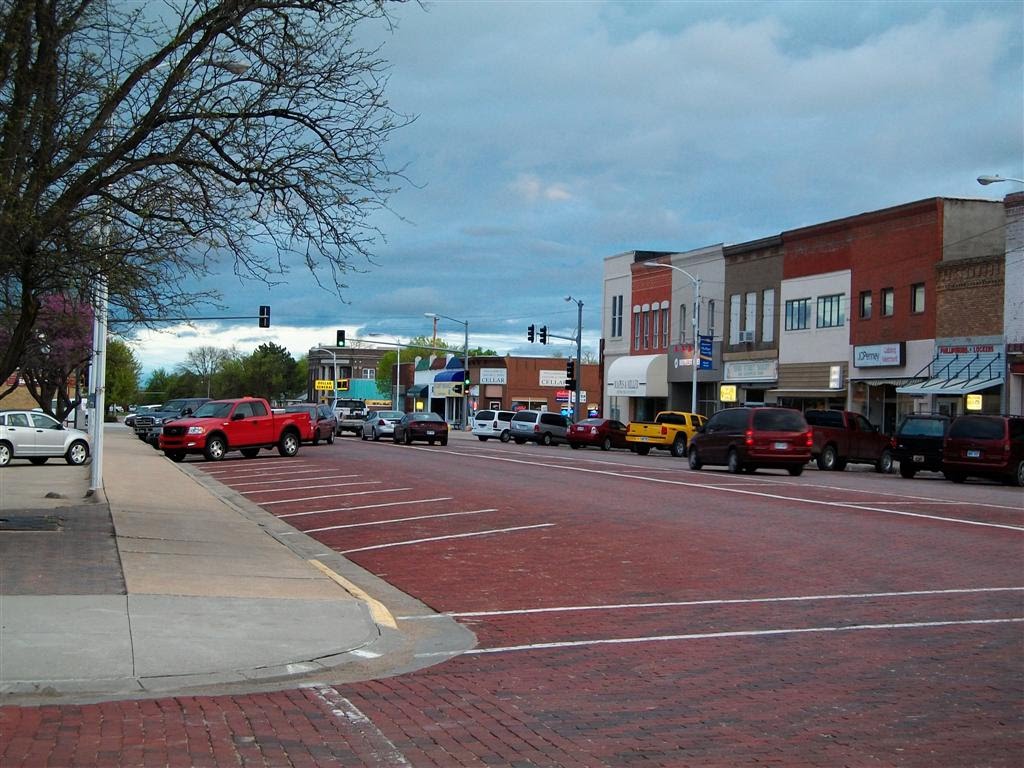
[360,410,405,441]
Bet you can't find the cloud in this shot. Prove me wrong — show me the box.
[508,173,574,203]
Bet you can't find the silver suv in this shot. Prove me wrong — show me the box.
[472,410,517,442]
[510,410,570,446]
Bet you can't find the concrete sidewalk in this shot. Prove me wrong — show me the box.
[0,424,473,704]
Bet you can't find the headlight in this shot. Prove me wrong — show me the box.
[187,426,206,435]
[153,417,164,425]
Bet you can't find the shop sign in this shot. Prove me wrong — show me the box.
[720,384,738,403]
[939,344,995,354]
[539,370,568,387]
[314,379,335,391]
[966,394,983,411]
[853,342,904,368]
[479,368,507,385]
[555,390,587,402]
[434,382,460,397]
[829,365,844,389]
[723,359,777,382]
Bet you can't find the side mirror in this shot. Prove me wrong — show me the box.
[182,408,193,416]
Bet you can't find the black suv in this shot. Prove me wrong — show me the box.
[892,413,950,479]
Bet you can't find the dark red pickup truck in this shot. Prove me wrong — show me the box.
[158,397,311,462]
[805,409,894,472]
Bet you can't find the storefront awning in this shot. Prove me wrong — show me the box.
[433,369,464,382]
[407,384,428,397]
[766,388,846,398]
[896,376,1003,396]
[606,354,667,398]
[853,377,926,388]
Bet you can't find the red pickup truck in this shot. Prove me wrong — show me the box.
[805,409,894,472]
[158,397,311,462]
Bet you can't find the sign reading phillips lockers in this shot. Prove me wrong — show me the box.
[853,342,905,368]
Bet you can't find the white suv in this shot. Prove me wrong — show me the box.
[509,410,570,446]
[472,410,516,442]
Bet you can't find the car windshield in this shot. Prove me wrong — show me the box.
[193,401,234,419]
[898,418,946,438]
[752,410,806,431]
[949,417,1004,440]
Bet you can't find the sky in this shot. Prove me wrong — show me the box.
[129,0,1024,378]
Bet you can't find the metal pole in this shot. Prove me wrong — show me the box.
[395,344,401,411]
[692,277,700,415]
[463,321,469,429]
[89,276,108,492]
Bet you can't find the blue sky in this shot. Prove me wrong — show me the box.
[131,0,1023,376]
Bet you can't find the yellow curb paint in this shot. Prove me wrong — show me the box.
[309,559,398,629]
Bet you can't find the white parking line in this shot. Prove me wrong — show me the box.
[242,481,380,497]
[302,509,498,534]
[231,474,360,488]
[434,586,1024,618]
[464,617,1024,655]
[438,449,1024,532]
[261,488,410,505]
[341,523,555,554]
[278,497,453,519]
[203,466,321,478]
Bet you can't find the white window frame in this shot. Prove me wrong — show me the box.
[729,294,741,344]
[761,289,775,343]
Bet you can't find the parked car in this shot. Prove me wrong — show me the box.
[0,409,91,467]
[284,404,337,445]
[942,414,1024,486]
[892,413,951,478]
[393,412,449,446]
[568,418,630,451]
[361,410,404,441]
[510,410,570,446]
[805,409,894,472]
[134,397,211,446]
[626,411,706,457]
[472,409,517,442]
[688,407,812,476]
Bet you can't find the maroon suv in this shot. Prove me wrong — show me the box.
[942,414,1024,486]
[688,407,812,476]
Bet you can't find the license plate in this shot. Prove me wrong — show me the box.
[773,442,788,450]
[639,436,649,442]
[913,455,924,463]
[426,430,435,436]
[966,449,980,458]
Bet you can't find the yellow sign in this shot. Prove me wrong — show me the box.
[965,393,983,411]
[720,384,738,403]
[365,399,392,408]
[315,379,335,391]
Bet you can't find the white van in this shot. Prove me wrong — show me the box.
[472,410,517,442]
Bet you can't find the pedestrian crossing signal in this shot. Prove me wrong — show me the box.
[258,305,270,328]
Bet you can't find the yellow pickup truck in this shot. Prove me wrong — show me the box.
[626,411,707,457]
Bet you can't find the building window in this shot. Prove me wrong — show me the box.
[661,305,670,348]
[642,307,650,349]
[364,368,375,380]
[707,299,716,340]
[816,294,845,328]
[859,290,872,319]
[744,291,757,337]
[633,306,641,350]
[881,287,894,317]
[911,283,925,313]
[651,306,659,349]
[611,295,623,337]
[785,298,811,331]
[729,294,741,344]
[762,289,775,343]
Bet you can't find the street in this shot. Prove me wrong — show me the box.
[3,430,1022,766]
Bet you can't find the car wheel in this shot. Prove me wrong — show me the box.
[899,463,916,479]
[240,447,260,458]
[66,440,89,466]
[541,432,553,446]
[688,448,703,470]
[787,464,805,477]
[670,436,687,458]
[204,436,227,461]
[499,430,511,443]
[875,449,894,474]
[373,429,381,442]
[817,445,838,471]
[440,437,448,446]
[569,442,581,450]
[601,437,612,451]
[29,457,48,465]
[166,451,186,463]
[478,436,488,441]
[0,442,11,467]
[405,432,413,445]
[743,465,758,474]
[1012,460,1024,488]
[361,430,368,441]
[636,445,651,456]
[327,432,334,445]
[311,433,319,446]
[278,432,300,457]
[944,471,966,484]
[428,439,435,445]
[727,449,743,474]
[392,433,400,443]
[514,438,526,445]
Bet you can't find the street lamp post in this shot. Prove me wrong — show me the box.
[424,312,469,428]
[977,175,1024,185]
[642,260,701,415]
[565,296,584,419]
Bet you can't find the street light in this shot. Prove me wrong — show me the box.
[366,333,403,411]
[565,296,584,420]
[642,260,701,415]
[977,175,1024,185]
[424,312,469,428]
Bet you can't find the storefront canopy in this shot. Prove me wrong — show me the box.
[433,369,465,382]
[406,384,428,397]
[896,350,1004,396]
[896,376,1003,396]
[606,354,667,398]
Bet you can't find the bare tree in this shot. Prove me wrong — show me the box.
[0,0,412,383]
[177,344,234,396]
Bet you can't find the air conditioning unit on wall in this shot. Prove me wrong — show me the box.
[738,330,755,342]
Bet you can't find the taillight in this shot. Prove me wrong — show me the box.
[745,429,754,446]
[590,427,598,435]
[378,419,385,426]
[661,425,668,436]
[805,430,814,447]
[534,424,540,433]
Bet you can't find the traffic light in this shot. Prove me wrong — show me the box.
[539,325,548,344]
[336,329,346,347]
[464,373,471,388]
[527,324,535,343]
[258,305,270,328]
[566,360,575,380]
[336,378,350,391]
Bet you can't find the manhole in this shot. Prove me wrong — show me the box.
[0,515,64,532]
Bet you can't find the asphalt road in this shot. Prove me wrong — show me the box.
[193,430,1022,766]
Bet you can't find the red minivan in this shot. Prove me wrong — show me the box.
[688,406,813,476]
[942,415,1024,486]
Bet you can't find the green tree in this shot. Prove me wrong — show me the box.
[0,1,411,384]
[105,339,142,409]
[242,343,297,403]
[141,369,173,405]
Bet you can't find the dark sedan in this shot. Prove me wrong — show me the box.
[568,418,630,451]
[393,412,449,446]
[284,404,337,445]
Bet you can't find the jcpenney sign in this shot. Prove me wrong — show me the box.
[853,342,904,368]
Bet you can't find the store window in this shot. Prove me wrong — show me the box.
[911,283,925,313]
[661,304,670,348]
[859,290,872,319]
[816,294,845,328]
[729,294,741,343]
[611,295,623,337]
[678,304,687,344]
[761,290,774,343]
[881,287,894,317]
[785,298,811,331]
[633,306,641,350]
